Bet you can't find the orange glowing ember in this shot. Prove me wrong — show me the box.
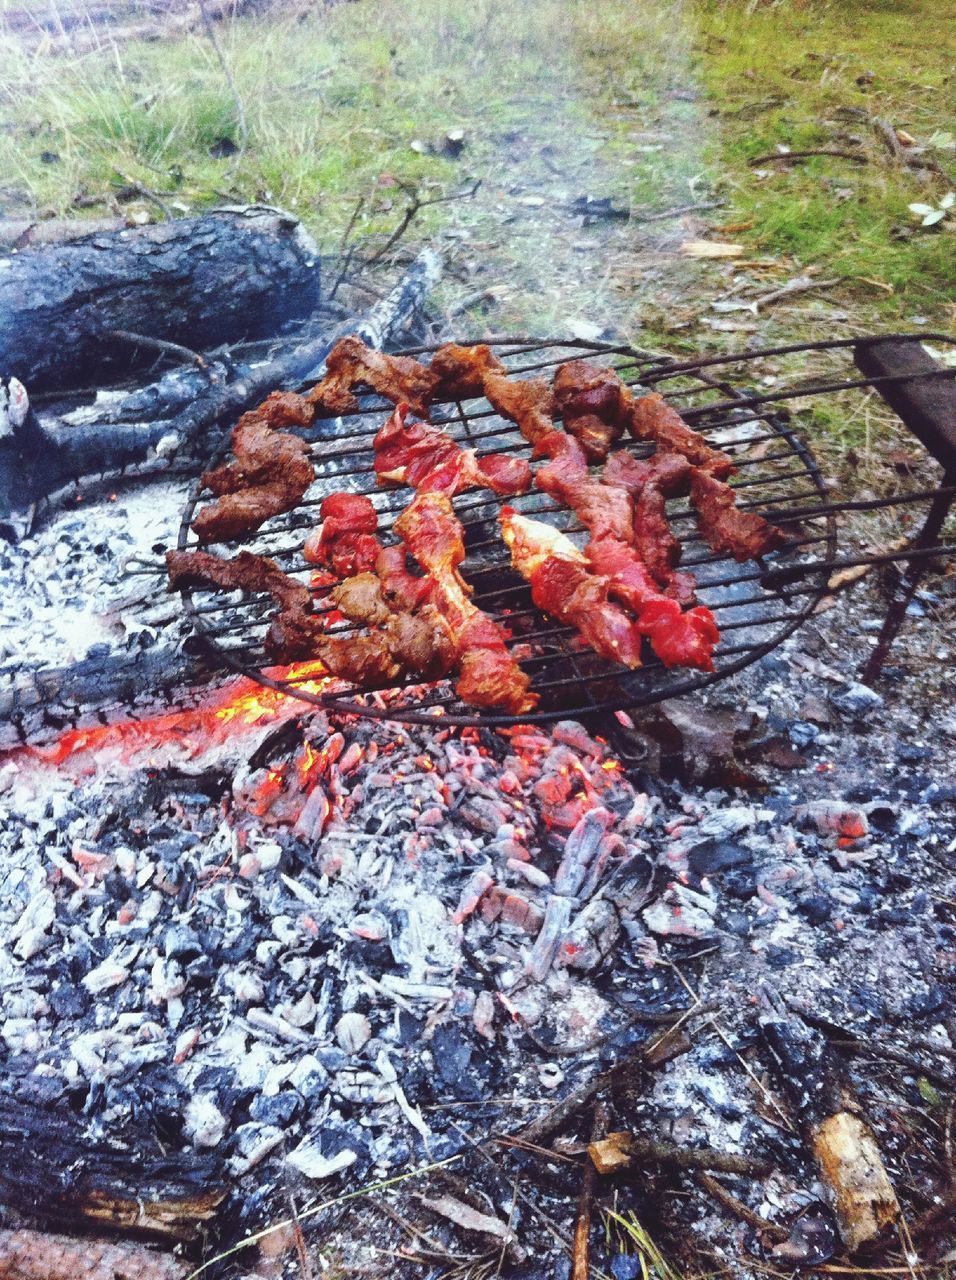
[29,661,337,768]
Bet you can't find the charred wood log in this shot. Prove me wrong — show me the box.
[0,646,212,751]
[0,1097,225,1243]
[1,208,321,392]
[0,247,440,541]
[758,988,900,1252]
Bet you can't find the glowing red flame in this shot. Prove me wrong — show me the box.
[27,661,336,768]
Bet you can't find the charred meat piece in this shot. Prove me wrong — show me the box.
[534,430,633,543]
[628,393,735,479]
[553,360,632,462]
[603,449,691,498]
[193,401,315,544]
[690,468,788,561]
[500,509,643,669]
[167,547,310,610]
[319,562,457,680]
[331,572,391,626]
[166,547,327,663]
[427,343,506,401]
[303,492,381,578]
[396,492,537,714]
[374,403,531,497]
[633,481,682,589]
[305,634,400,684]
[482,372,555,446]
[586,536,718,672]
[384,606,457,681]
[308,335,435,419]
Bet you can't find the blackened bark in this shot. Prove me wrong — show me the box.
[1,209,321,391]
[0,1096,225,1242]
[0,646,213,750]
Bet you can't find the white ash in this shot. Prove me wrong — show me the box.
[0,477,953,1276]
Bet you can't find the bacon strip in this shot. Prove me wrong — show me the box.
[374,403,531,497]
[395,493,537,714]
[690,469,788,561]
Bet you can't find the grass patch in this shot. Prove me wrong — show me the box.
[694,0,956,323]
[0,0,952,342]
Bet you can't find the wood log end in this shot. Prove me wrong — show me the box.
[588,1132,632,1175]
[812,1112,900,1252]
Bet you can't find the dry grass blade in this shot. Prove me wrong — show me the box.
[603,1207,681,1280]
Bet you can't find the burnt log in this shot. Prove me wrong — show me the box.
[0,1096,225,1243]
[0,645,213,751]
[1,247,441,541]
[1,208,321,392]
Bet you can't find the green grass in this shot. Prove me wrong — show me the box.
[693,0,956,323]
[0,0,953,342]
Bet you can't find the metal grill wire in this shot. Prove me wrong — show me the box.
[176,334,954,727]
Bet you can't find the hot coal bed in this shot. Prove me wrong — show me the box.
[0,342,954,1280]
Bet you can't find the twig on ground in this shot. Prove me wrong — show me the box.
[328,243,358,302]
[494,1134,577,1163]
[109,329,208,369]
[365,179,480,267]
[197,0,248,155]
[828,1040,954,1090]
[633,200,723,221]
[329,198,366,300]
[288,1194,313,1280]
[113,176,174,219]
[872,117,907,165]
[589,1133,773,1178]
[448,288,498,319]
[749,149,868,166]
[572,1103,607,1280]
[751,276,841,310]
[696,1173,788,1240]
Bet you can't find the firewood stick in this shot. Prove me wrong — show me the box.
[0,1229,187,1280]
[588,1133,772,1178]
[572,1103,607,1280]
[695,1173,788,1240]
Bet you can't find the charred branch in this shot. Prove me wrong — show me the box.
[1,248,441,540]
[0,1097,226,1243]
[1,208,321,393]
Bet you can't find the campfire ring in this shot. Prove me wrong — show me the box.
[175,334,955,727]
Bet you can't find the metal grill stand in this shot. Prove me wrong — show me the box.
[175,333,956,727]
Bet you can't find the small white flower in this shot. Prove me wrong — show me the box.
[909,193,954,226]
